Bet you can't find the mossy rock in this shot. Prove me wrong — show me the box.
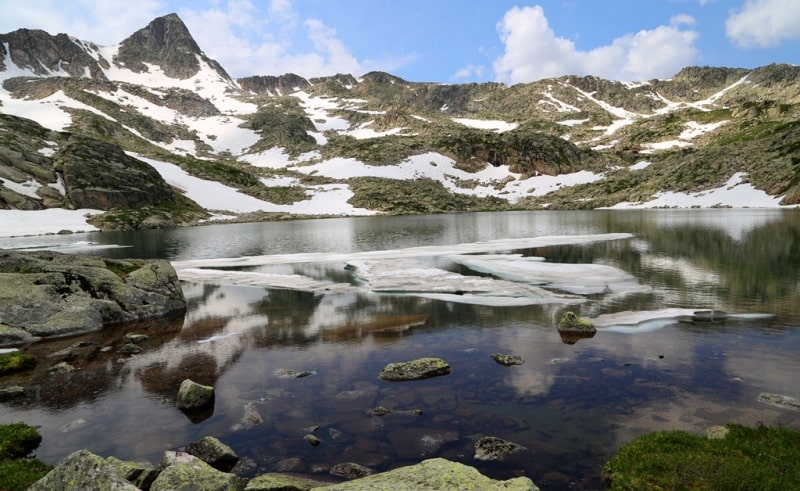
[557,311,595,333]
[0,423,42,459]
[0,352,36,376]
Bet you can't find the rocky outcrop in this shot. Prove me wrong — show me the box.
[318,458,537,490]
[30,448,540,490]
[54,135,177,210]
[0,29,108,79]
[115,13,231,81]
[379,357,451,381]
[238,73,311,95]
[0,250,186,346]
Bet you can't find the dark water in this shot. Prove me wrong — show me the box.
[1,209,799,490]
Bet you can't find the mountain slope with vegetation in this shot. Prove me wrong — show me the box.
[1,13,798,231]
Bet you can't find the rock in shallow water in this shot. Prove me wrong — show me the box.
[176,378,215,410]
[379,357,451,381]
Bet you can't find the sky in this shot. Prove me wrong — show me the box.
[0,0,798,84]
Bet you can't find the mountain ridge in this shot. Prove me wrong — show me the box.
[1,13,798,233]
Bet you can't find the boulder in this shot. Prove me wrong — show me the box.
[106,456,160,490]
[151,455,246,491]
[329,462,375,480]
[185,436,239,471]
[557,311,596,335]
[28,449,139,491]
[246,473,329,490]
[315,458,538,490]
[379,357,451,381]
[177,378,215,411]
[0,250,186,347]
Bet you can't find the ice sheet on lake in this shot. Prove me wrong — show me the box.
[177,268,357,294]
[347,258,584,305]
[172,233,633,269]
[593,308,775,333]
[450,254,651,295]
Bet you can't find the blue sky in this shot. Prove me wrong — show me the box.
[1,0,798,83]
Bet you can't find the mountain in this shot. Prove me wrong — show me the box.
[1,14,798,232]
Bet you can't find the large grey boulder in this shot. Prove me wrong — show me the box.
[0,250,186,346]
[151,453,246,491]
[312,458,538,490]
[185,436,239,471]
[28,449,140,490]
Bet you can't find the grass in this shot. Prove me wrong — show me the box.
[603,423,800,490]
[0,423,50,491]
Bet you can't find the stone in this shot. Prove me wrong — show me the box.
[704,425,730,440]
[757,392,800,410]
[276,368,313,378]
[106,456,160,490]
[305,434,322,446]
[28,449,139,491]
[185,435,239,471]
[557,311,596,334]
[379,357,450,381]
[491,353,525,366]
[117,343,144,355]
[150,455,246,491]
[386,428,460,460]
[49,361,75,374]
[176,378,214,410]
[245,473,329,490]
[124,333,150,344]
[232,402,263,431]
[474,436,525,462]
[0,250,186,347]
[0,385,25,401]
[315,458,538,490]
[329,462,375,480]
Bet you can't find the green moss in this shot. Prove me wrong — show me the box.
[0,352,36,376]
[558,311,594,331]
[603,424,800,490]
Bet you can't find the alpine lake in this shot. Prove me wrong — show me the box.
[1,209,799,490]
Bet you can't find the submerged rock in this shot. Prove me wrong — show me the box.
[757,392,800,410]
[474,436,525,462]
[232,402,263,431]
[379,357,451,381]
[491,353,525,366]
[330,462,375,480]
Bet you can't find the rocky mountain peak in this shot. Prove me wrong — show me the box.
[115,13,230,81]
[0,28,107,79]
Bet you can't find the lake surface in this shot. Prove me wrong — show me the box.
[2,209,799,489]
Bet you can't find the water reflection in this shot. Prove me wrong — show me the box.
[1,210,799,490]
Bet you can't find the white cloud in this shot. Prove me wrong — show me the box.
[451,64,488,81]
[726,0,800,48]
[493,5,699,84]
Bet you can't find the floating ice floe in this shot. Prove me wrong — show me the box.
[177,268,357,294]
[449,254,651,295]
[346,258,584,306]
[593,308,775,333]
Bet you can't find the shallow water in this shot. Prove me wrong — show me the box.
[1,209,799,490]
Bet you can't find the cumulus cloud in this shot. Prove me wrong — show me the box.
[493,5,700,84]
[725,0,800,47]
